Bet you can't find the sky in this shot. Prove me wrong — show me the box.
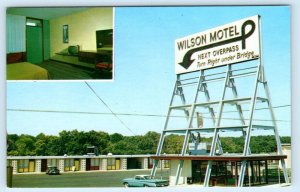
[6,6,291,137]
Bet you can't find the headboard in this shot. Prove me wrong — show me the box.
[7,52,27,64]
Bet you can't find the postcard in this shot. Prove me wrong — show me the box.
[6,6,291,189]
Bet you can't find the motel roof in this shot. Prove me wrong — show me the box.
[7,154,152,160]
[151,154,287,161]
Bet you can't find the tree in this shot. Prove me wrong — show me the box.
[163,134,184,154]
[110,133,124,143]
[7,134,19,153]
[137,132,160,154]
[34,139,47,156]
[15,135,35,155]
[281,136,291,144]
[46,136,61,155]
[7,131,291,156]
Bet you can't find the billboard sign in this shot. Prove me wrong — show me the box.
[175,15,260,74]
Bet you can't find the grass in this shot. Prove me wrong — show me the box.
[11,169,170,188]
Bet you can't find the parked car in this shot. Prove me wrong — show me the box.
[122,175,168,187]
[46,166,60,175]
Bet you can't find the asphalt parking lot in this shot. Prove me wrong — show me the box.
[11,169,170,188]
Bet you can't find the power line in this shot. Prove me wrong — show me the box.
[6,108,166,117]
[222,104,291,114]
[84,82,136,136]
[7,104,291,122]
[6,105,290,116]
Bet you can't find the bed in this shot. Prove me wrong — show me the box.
[6,52,49,80]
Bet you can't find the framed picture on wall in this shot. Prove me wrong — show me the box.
[63,24,68,43]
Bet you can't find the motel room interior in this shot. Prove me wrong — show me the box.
[6,7,113,80]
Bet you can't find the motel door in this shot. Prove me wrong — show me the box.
[192,161,201,184]
[116,159,120,170]
[192,161,207,184]
[29,160,35,172]
[74,159,80,171]
[86,159,91,171]
[26,18,43,64]
[41,159,47,172]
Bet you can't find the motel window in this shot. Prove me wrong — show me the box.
[89,158,100,170]
[47,159,57,167]
[107,158,116,170]
[18,159,35,173]
[64,159,74,171]
[164,160,170,168]
[91,159,100,166]
[26,18,42,27]
[18,159,29,173]
[7,14,26,53]
[148,158,154,168]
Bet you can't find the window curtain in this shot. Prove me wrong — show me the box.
[6,14,26,53]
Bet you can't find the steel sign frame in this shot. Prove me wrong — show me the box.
[152,15,290,187]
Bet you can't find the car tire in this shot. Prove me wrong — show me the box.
[124,183,129,188]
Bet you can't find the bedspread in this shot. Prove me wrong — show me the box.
[7,62,49,80]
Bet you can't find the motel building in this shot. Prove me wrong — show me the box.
[7,143,290,187]
[152,143,291,187]
[7,154,170,174]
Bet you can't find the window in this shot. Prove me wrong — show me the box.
[18,159,28,172]
[26,18,42,27]
[107,158,116,170]
[90,158,100,170]
[64,159,74,171]
[164,160,170,168]
[47,159,57,167]
[6,14,26,53]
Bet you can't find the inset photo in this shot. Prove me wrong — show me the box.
[6,7,113,80]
